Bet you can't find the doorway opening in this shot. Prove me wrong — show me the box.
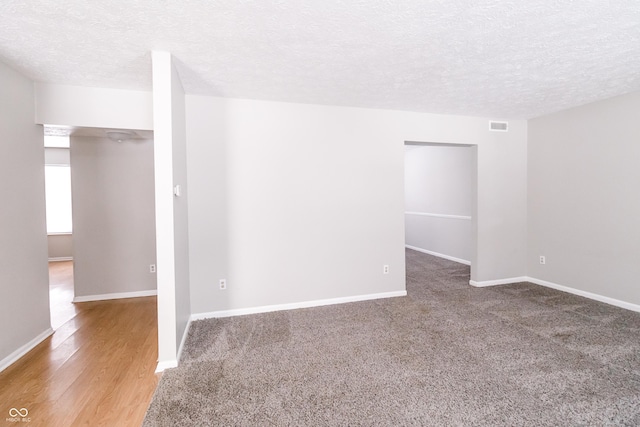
[43,126,157,330]
[44,132,77,328]
[404,141,477,275]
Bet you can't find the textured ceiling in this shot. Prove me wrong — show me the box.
[1,1,639,119]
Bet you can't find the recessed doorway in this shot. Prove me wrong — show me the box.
[404,142,477,268]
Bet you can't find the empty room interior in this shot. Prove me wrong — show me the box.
[1,1,640,425]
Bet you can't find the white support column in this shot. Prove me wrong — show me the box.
[152,51,178,370]
[151,51,191,371]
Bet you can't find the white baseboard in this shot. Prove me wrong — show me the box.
[0,328,54,373]
[405,245,470,266]
[155,359,178,373]
[48,257,73,262]
[154,318,192,373]
[469,276,528,287]
[73,289,157,303]
[468,275,640,313]
[191,290,408,321]
[527,277,640,313]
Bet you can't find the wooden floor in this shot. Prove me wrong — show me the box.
[48,261,79,330]
[0,262,160,426]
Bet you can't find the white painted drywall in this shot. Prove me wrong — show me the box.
[186,96,528,314]
[170,57,191,354]
[70,136,157,298]
[0,61,51,365]
[34,83,153,130]
[152,51,191,367]
[528,91,640,305]
[44,147,70,165]
[404,145,474,263]
[473,127,528,283]
[48,234,73,260]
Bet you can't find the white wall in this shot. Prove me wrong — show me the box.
[44,147,70,165]
[48,234,73,260]
[70,136,157,299]
[186,96,528,314]
[34,83,153,130]
[528,91,640,305]
[404,145,474,263]
[170,59,191,355]
[0,61,51,368]
[152,52,191,368]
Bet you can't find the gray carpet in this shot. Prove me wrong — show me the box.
[144,249,640,426]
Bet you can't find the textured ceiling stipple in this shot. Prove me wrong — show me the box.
[1,1,640,118]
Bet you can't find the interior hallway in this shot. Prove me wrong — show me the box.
[0,262,159,426]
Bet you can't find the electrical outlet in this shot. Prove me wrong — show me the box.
[383,265,389,274]
[539,256,546,265]
[219,279,227,290]
[149,264,156,273]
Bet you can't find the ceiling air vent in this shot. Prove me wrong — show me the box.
[489,121,508,132]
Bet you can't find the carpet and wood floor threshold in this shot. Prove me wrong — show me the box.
[4,254,640,425]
